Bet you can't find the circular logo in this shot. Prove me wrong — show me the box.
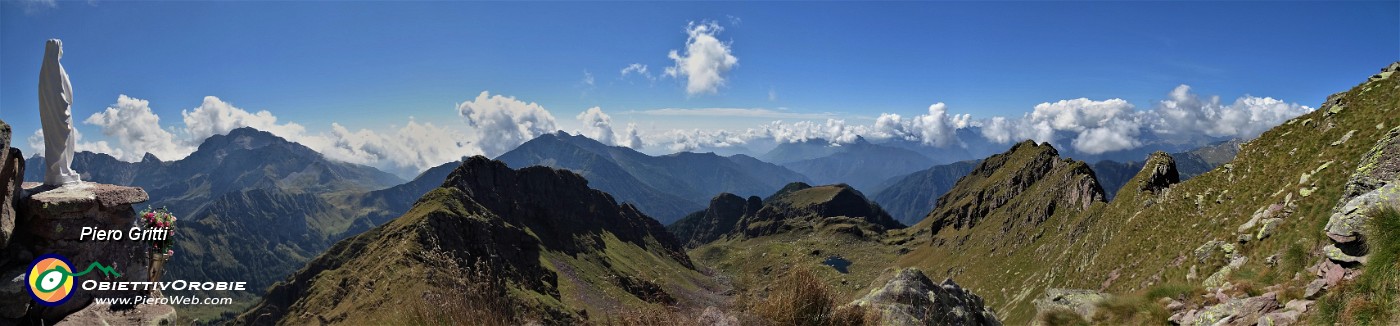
[27,254,75,307]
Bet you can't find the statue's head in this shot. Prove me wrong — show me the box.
[46,39,63,58]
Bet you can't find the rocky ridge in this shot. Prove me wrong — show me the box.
[239,156,707,324]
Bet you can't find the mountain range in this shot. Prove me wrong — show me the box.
[496,131,810,224]
[766,137,936,192]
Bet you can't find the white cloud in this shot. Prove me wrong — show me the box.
[27,127,118,159]
[582,71,595,86]
[82,95,194,161]
[664,21,738,96]
[630,107,836,120]
[976,98,1143,154]
[181,96,311,143]
[456,91,559,157]
[1147,84,1312,139]
[575,107,617,146]
[621,63,653,80]
[322,120,474,176]
[863,103,972,147]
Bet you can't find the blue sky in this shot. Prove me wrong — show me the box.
[2,1,1396,177]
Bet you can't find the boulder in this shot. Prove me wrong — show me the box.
[1033,288,1106,322]
[847,268,1002,325]
[9,182,150,323]
[1257,310,1300,326]
[1179,292,1279,326]
[1304,279,1327,299]
[1325,183,1400,245]
[1256,218,1283,240]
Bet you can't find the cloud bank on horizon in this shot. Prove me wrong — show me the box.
[17,19,1315,178]
[30,81,1311,178]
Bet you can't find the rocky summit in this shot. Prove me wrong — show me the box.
[238,156,708,325]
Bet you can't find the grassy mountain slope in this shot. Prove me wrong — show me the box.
[676,183,908,307]
[893,62,1399,324]
[239,157,714,325]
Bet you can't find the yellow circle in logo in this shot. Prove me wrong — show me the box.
[28,254,75,306]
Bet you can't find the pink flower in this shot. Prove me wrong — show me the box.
[167,249,174,256]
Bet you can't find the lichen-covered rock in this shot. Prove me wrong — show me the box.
[1032,288,1106,322]
[1345,126,1400,198]
[1175,292,1279,326]
[1325,183,1400,244]
[1322,244,1367,264]
[1203,256,1247,289]
[847,268,1002,325]
[1256,218,1283,240]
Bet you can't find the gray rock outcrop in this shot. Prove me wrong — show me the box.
[1032,288,1106,322]
[1,181,163,324]
[1137,151,1180,193]
[1323,126,1400,264]
[1,119,23,251]
[846,268,1001,325]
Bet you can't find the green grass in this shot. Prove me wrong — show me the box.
[1314,207,1400,325]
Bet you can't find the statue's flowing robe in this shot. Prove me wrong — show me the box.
[38,39,82,185]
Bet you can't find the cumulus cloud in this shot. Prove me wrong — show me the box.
[664,21,738,96]
[182,96,311,143]
[322,120,474,176]
[456,91,559,157]
[1147,84,1312,139]
[576,107,617,146]
[866,103,972,147]
[27,127,118,159]
[82,95,194,161]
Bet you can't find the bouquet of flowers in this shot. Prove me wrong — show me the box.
[139,206,177,257]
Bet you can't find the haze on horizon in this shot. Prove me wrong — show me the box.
[2,1,1396,179]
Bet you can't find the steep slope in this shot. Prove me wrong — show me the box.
[239,157,711,325]
[776,137,935,192]
[893,62,1400,324]
[497,132,808,223]
[871,160,980,225]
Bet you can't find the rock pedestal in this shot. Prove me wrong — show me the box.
[0,182,174,324]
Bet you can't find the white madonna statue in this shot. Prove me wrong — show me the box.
[38,39,83,186]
